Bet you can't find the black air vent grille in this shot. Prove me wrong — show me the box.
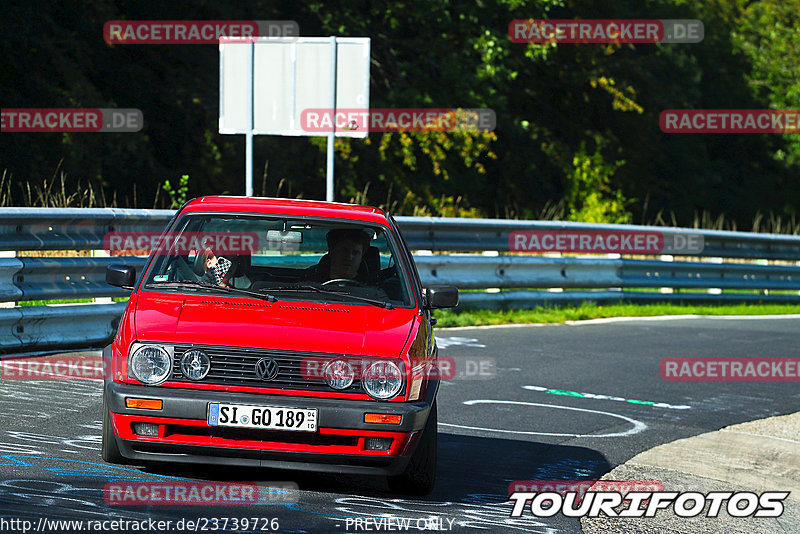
[170,343,361,392]
[200,300,269,307]
[278,305,349,313]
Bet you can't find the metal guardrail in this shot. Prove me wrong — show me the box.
[1,207,799,354]
[397,217,800,260]
[0,207,173,250]
[0,257,147,302]
[0,303,125,354]
[415,255,800,290]
[5,208,800,259]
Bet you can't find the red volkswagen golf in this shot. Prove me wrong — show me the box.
[102,196,457,494]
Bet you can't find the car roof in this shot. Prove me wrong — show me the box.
[181,196,390,224]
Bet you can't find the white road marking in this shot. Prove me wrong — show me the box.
[435,336,487,349]
[436,315,800,331]
[436,323,548,331]
[440,400,647,438]
[566,314,800,325]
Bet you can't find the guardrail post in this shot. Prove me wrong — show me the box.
[707,256,723,295]
[92,248,113,304]
[660,254,674,294]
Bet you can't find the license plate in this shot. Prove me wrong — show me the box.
[207,403,317,432]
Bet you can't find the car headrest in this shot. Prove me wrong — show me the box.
[364,246,380,273]
[231,251,251,273]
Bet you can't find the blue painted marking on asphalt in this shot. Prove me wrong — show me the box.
[534,458,606,480]
[6,455,193,482]
[4,455,302,495]
[0,454,34,467]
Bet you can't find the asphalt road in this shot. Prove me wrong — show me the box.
[1,316,799,533]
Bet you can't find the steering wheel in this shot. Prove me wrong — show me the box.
[321,278,363,287]
[192,251,207,276]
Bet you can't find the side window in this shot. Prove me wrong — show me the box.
[389,216,423,304]
[369,232,395,269]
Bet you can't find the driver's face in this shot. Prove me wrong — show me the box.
[329,239,365,279]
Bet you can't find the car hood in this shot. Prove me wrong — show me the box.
[133,292,417,358]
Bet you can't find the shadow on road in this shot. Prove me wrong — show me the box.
[141,431,612,504]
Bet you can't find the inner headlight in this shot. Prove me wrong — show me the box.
[323,359,355,390]
[180,350,210,381]
[362,360,403,400]
[129,345,172,385]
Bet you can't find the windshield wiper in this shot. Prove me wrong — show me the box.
[267,284,394,309]
[145,280,277,303]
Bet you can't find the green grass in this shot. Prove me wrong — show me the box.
[15,299,800,329]
[434,302,800,327]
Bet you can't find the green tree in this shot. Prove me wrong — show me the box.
[565,144,631,223]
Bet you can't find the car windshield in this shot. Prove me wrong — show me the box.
[142,213,413,307]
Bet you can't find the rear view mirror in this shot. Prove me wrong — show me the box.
[266,230,303,252]
[106,264,136,288]
[266,230,303,243]
[424,285,459,309]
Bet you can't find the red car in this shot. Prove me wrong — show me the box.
[102,196,457,494]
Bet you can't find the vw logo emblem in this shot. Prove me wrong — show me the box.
[255,358,279,381]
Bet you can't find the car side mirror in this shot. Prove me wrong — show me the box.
[424,285,459,309]
[106,264,136,289]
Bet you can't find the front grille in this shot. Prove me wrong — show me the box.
[170,344,362,393]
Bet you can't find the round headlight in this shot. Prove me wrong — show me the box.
[362,360,403,399]
[130,345,172,385]
[180,350,210,381]
[323,359,355,390]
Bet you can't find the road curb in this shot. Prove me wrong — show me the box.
[581,411,800,533]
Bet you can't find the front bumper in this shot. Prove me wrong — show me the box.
[105,380,437,475]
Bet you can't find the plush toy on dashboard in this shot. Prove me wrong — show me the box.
[199,247,233,286]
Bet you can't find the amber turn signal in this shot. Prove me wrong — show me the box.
[125,398,163,410]
[364,413,402,424]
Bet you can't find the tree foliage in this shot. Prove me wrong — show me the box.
[0,0,797,227]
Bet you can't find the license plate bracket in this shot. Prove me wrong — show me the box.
[207,403,318,432]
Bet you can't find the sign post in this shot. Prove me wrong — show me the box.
[245,41,254,197]
[219,37,370,201]
[326,36,337,201]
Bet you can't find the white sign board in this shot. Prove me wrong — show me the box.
[219,37,370,138]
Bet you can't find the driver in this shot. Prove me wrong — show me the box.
[305,228,371,283]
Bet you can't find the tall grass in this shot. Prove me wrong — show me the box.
[3,167,799,234]
[1,165,164,209]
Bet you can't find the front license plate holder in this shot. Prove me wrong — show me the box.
[207,403,318,432]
